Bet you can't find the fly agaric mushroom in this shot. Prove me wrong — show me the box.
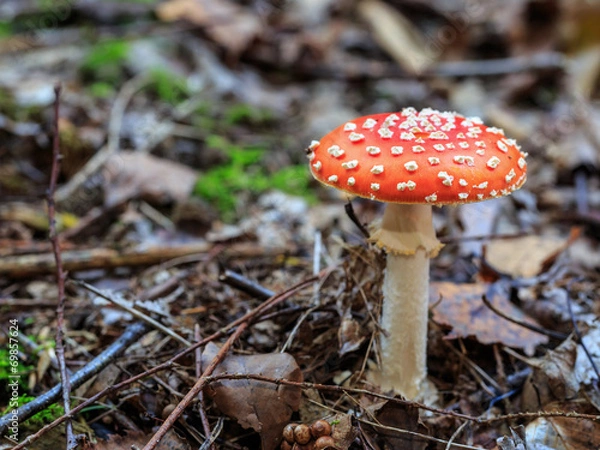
[307,107,527,399]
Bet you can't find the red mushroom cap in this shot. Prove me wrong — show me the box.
[307,108,527,205]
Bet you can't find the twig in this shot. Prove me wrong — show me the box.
[425,52,565,77]
[199,418,223,450]
[573,169,590,216]
[218,269,274,300]
[313,230,322,304]
[0,298,60,308]
[439,230,532,244]
[252,51,565,81]
[0,321,150,434]
[195,324,213,449]
[8,275,319,449]
[565,284,600,388]
[55,73,150,205]
[47,84,76,450]
[445,421,469,450]
[141,323,249,450]
[481,294,568,340]
[344,201,370,239]
[74,280,192,347]
[441,336,501,396]
[0,241,291,277]
[280,304,320,353]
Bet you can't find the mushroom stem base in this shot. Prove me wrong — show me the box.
[379,249,430,399]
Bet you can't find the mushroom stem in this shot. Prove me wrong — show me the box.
[373,203,441,399]
[380,248,429,398]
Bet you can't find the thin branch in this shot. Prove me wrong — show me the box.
[565,285,600,389]
[195,324,214,450]
[218,269,274,300]
[445,421,469,450]
[481,294,568,340]
[344,201,370,239]
[55,73,150,205]
[439,230,532,244]
[0,241,289,277]
[47,84,76,450]
[75,280,192,347]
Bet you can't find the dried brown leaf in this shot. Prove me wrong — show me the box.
[95,430,190,450]
[328,413,356,450]
[202,342,303,450]
[485,234,571,279]
[102,152,198,207]
[338,315,365,356]
[523,321,600,410]
[522,339,578,410]
[156,0,262,57]
[366,401,427,450]
[497,425,527,450]
[525,401,600,450]
[430,282,549,355]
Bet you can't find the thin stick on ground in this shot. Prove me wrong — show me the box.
[195,324,214,450]
[75,280,192,347]
[46,84,76,450]
[481,294,568,340]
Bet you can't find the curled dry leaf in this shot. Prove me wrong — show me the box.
[525,401,600,450]
[328,413,356,450]
[522,320,600,410]
[497,425,527,450]
[201,342,303,450]
[522,338,579,410]
[338,315,364,356]
[430,282,549,355]
[574,320,600,386]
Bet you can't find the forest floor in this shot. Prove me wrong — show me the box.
[1,0,600,449]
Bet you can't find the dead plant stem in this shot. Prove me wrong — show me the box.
[195,324,214,450]
[47,84,76,450]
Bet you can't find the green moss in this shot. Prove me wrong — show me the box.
[224,103,274,126]
[0,21,13,38]
[270,165,314,196]
[80,39,130,84]
[194,137,314,220]
[147,69,189,105]
[3,395,65,426]
[0,349,33,389]
[89,81,115,99]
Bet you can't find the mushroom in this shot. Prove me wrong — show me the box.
[307,107,527,399]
